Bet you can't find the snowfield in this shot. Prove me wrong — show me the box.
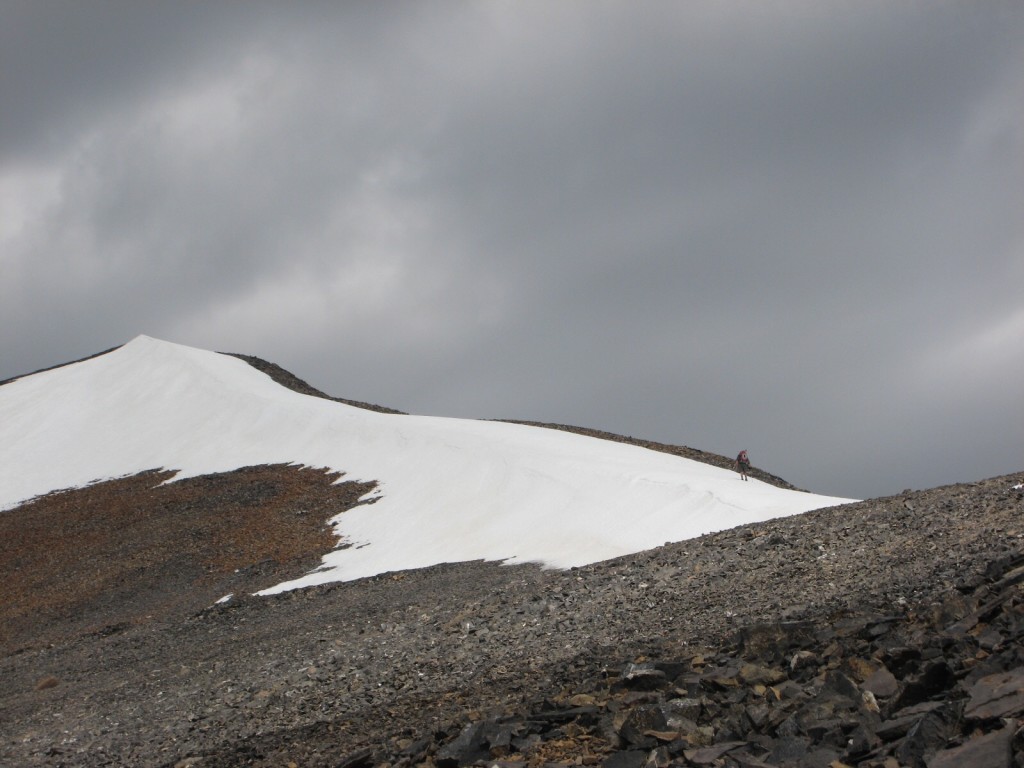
[0,336,856,592]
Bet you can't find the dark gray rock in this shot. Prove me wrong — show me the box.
[435,722,489,767]
[863,664,899,698]
[965,667,1024,720]
[601,749,648,768]
[927,724,1015,768]
[894,701,963,768]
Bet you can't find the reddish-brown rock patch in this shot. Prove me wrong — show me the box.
[0,464,375,654]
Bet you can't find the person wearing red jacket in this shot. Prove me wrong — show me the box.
[736,450,750,481]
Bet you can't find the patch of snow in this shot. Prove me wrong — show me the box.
[0,335,857,592]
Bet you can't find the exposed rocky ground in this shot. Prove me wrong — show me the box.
[1,464,1022,768]
[0,465,376,655]
[2,352,1023,767]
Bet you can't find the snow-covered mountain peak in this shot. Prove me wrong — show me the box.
[0,336,856,591]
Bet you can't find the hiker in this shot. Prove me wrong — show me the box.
[736,450,750,481]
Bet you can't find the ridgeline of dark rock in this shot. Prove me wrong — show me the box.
[0,345,123,387]
[224,353,790,488]
[1,342,793,485]
[225,352,407,415]
[1,471,1021,767]
[500,421,800,491]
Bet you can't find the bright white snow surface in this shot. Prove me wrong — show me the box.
[0,336,856,593]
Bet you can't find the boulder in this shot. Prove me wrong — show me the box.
[965,668,1024,720]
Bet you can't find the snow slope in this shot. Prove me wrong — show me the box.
[0,336,856,592]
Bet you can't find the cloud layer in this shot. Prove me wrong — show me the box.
[2,2,1022,498]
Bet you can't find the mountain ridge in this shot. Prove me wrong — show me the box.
[0,336,851,588]
[0,338,822,655]
[3,337,1021,766]
[1,339,801,491]
[227,349,801,492]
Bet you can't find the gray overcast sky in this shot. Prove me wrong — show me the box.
[2,2,1022,500]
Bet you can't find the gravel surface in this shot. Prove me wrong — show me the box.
[1,466,1021,767]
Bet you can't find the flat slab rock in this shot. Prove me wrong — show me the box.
[965,668,1024,720]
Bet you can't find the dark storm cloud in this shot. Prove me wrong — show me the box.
[0,2,240,164]
[1,2,1021,499]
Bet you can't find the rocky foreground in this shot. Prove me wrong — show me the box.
[1,467,1022,767]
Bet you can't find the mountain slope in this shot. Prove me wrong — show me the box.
[1,337,1021,767]
[0,335,853,592]
[0,465,374,654]
[1,471,1020,768]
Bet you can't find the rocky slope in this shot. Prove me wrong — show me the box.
[0,465,376,655]
[1,350,1022,767]
[1,465,1021,767]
